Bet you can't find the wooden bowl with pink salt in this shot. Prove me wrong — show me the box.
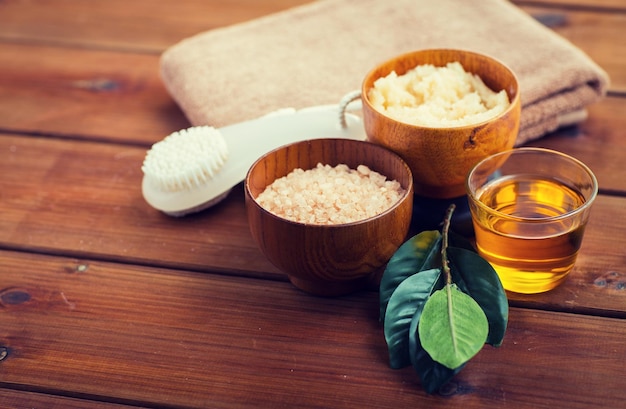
[244,138,414,296]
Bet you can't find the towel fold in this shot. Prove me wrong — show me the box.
[160,0,609,145]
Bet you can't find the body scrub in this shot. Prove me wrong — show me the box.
[368,62,510,127]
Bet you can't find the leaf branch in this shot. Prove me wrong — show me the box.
[380,202,507,392]
[442,205,459,355]
[441,204,456,286]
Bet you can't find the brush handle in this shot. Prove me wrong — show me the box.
[142,104,367,215]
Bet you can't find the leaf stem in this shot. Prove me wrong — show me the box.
[442,204,457,352]
[441,204,456,286]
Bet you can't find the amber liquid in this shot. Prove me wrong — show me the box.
[472,174,587,293]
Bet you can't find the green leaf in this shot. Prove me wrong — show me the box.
[418,284,489,369]
[379,230,441,321]
[408,298,463,394]
[448,247,509,346]
[383,268,441,369]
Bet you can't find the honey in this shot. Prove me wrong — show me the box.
[472,174,587,293]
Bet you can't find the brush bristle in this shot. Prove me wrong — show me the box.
[142,126,229,192]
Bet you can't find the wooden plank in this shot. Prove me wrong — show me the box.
[1,133,625,315]
[0,133,281,279]
[1,95,624,201]
[0,0,313,52]
[0,390,140,409]
[0,250,624,409]
[0,43,189,144]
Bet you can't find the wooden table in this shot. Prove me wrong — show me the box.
[1,1,624,408]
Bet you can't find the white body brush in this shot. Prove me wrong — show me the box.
[141,101,365,216]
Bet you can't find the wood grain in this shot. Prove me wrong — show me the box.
[1,132,625,316]
[0,43,189,144]
[1,250,624,409]
[0,390,139,409]
[0,133,280,279]
[0,0,313,52]
[0,0,624,407]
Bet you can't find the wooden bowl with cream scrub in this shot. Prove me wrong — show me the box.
[361,48,521,199]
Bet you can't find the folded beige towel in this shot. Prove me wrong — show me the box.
[160,0,609,145]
